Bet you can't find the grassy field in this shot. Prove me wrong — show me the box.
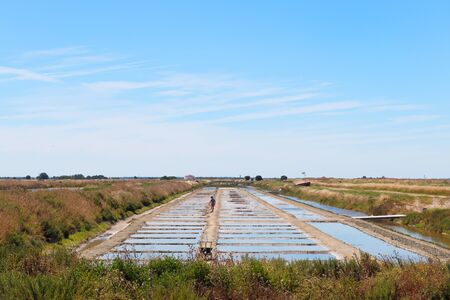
[0,179,196,245]
[0,242,448,300]
[253,179,450,236]
[0,179,449,299]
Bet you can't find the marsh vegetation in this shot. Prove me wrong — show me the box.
[254,179,450,238]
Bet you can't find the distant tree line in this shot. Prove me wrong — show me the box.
[243,175,289,181]
[160,176,178,180]
[34,173,107,180]
[243,175,264,181]
[361,176,386,179]
[54,174,107,180]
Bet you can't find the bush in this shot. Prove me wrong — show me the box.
[148,257,183,277]
[0,246,449,299]
[403,209,450,233]
[100,208,117,223]
[160,176,177,180]
[111,259,147,284]
[41,221,63,243]
[255,175,263,181]
[37,172,49,180]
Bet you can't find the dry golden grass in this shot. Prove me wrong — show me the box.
[0,179,94,190]
[312,177,450,186]
[0,180,194,243]
[314,181,450,196]
[255,180,449,214]
[0,210,20,242]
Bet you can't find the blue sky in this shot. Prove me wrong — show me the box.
[1,1,449,178]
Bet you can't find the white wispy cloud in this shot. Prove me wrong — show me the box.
[20,46,88,59]
[363,103,424,112]
[205,101,362,124]
[83,73,255,93]
[80,73,330,123]
[0,66,57,82]
[392,114,440,124]
[40,54,122,71]
[4,47,151,83]
[46,61,149,79]
[139,92,322,121]
[84,80,163,92]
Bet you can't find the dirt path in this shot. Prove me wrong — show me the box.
[201,188,221,257]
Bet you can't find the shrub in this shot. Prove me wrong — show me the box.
[42,221,63,243]
[148,257,183,277]
[184,261,211,286]
[37,172,49,180]
[0,246,449,299]
[111,259,147,284]
[100,208,117,223]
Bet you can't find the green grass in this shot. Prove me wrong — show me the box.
[1,180,449,299]
[60,222,110,248]
[403,209,450,235]
[58,189,193,249]
[0,242,448,300]
[135,189,192,214]
[0,180,196,245]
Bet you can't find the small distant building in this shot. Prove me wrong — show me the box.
[184,175,195,181]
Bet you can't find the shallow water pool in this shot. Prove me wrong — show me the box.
[310,222,423,261]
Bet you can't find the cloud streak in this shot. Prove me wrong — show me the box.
[0,66,57,82]
[391,114,440,124]
[1,47,447,177]
[204,101,362,124]
[20,46,88,59]
[84,80,163,92]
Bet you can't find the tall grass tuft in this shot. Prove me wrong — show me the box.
[0,243,448,299]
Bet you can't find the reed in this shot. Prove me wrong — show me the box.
[0,180,195,244]
[314,181,450,196]
[0,244,448,300]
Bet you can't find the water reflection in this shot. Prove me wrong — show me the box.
[383,223,449,249]
[279,195,366,217]
[310,222,423,261]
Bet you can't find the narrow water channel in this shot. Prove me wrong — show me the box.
[276,193,449,249]
[382,223,450,249]
[244,188,425,261]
